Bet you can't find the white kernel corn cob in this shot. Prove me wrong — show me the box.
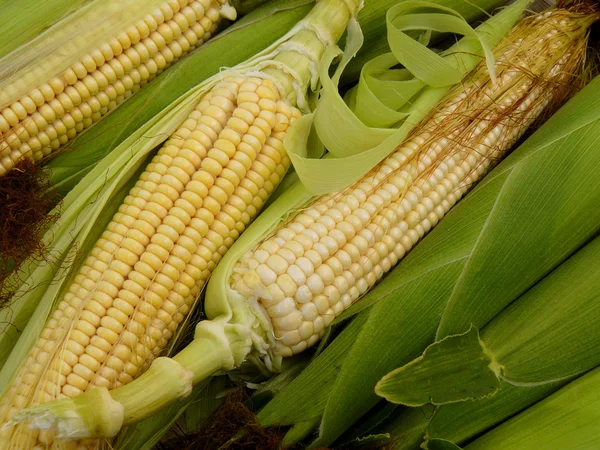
[233,8,590,356]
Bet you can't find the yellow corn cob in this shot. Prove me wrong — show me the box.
[0,0,358,446]
[0,75,298,449]
[0,0,236,177]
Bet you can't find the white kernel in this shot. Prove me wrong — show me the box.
[256,264,277,285]
[313,295,329,314]
[300,303,318,321]
[287,265,306,285]
[296,257,314,276]
[307,274,325,294]
[267,297,297,318]
[295,285,313,303]
[267,254,288,275]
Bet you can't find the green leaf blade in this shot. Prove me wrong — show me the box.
[375,327,501,407]
[465,367,600,450]
[424,379,568,446]
[482,236,600,384]
[436,85,600,338]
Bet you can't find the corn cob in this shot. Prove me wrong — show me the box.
[0,0,238,177]
[11,4,594,440]
[230,6,592,357]
[0,0,360,446]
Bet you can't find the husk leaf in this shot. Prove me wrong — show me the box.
[0,0,88,58]
[465,365,600,449]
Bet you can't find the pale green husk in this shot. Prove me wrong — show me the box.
[0,0,88,58]
[0,0,167,107]
[285,0,524,194]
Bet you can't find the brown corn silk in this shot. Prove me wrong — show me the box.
[0,74,299,449]
[231,6,592,357]
[0,160,59,309]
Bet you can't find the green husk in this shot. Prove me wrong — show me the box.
[465,365,600,449]
[382,379,566,449]
[386,234,600,448]
[256,69,600,447]
[340,0,515,86]
[0,0,88,58]
[287,0,522,194]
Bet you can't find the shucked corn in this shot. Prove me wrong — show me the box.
[8,4,593,442]
[0,0,357,446]
[0,77,297,448]
[232,8,589,356]
[0,0,236,176]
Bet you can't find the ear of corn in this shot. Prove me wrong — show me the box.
[256,49,600,450]
[0,0,242,177]
[13,2,597,442]
[0,0,361,446]
[229,2,589,360]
